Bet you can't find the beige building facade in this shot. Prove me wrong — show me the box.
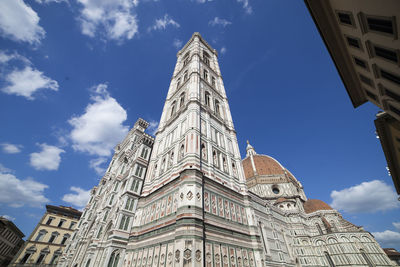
[304,0,400,194]
[10,205,81,266]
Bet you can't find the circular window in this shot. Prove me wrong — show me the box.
[272,186,280,194]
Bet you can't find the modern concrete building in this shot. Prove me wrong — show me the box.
[304,0,400,194]
[60,33,393,267]
[0,216,24,266]
[9,205,81,266]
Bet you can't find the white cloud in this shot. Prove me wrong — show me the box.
[1,67,59,99]
[1,143,22,154]
[0,163,13,174]
[372,230,400,248]
[0,51,59,100]
[0,169,49,208]
[147,120,159,135]
[394,222,400,231]
[330,180,400,213]
[1,215,15,221]
[148,14,180,32]
[35,0,67,4]
[237,0,252,14]
[173,39,182,49]
[68,83,129,157]
[220,46,227,55]
[89,157,107,175]
[62,186,91,208]
[30,143,65,171]
[0,0,45,44]
[209,17,232,27]
[77,0,138,41]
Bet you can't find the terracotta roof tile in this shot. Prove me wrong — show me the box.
[303,199,333,214]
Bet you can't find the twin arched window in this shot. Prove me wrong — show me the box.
[107,250,120,267]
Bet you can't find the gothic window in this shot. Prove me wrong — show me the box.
[184,70,188,81]
[109,194,114,205]
[125,197,135,211]
[177,77,181,89]
[232,162,237,177]
[203,69,209,81]
[203,51,210,66]
[179,144,185,160]
[135,164,145,178]
[211,76,216,87]
[35,229,47,241]
[170,101,176,117]
[161,157,166,173]
[183,52,190,66]
[205,91,211,107]
[179,92,185,108]
[153,164,158,180]
[130,179,140,193]
[140,147,149,159]
[103,210,109,222]
[96,226,103,238]
[222,156,228,173]
[85,259,91,267]
[119,215,131,231]
[46,216,54,225]
[215,99,221,116]
[114,182,119,191]
[213,149,219,168]
[120,164,125,175]
[201,143,207,161]
[107,250,120,267]
[169,151,174,168]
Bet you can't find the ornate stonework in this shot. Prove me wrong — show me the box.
[59,33,392,267]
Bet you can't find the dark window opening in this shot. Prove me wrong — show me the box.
[389,105,400,117]
[353,57,367,69]
[381,69,400,85]
[20,253,31,264]
[272,187,280,194]
[338,12,352,25]
[367,17,394,34]
[346,37,360,48]
[374,46,398,62]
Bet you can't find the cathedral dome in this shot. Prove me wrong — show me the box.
[242,155,286,179]
[303,199,333,214]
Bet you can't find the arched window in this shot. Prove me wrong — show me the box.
[184,70,188,81]
[214,100,221,116]
[107,250,120,267]
[183,52,190,66]
[170,101,176,117]
[203,69,209,81]
[203,51,210,66]
[96,226,103,238]
[179,144,185,160]
[85,259,91,267]
[179,92,185,108]
[205,92,211,107]
[177,77,181,89]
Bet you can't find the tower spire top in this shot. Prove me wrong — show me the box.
[246,140,256,157]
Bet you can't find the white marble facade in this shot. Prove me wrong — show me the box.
[59,33,394,267]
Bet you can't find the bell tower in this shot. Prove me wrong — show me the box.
[129,33,262,267]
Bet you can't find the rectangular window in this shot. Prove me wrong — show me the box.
[203,69,208,81]
[367,17,394,34]
[69,222,76,229]
[374,45,398,63]
[140,147,149,159]
[211,77,216,87]
[381,69,400,85]
[48,234,56,243]
[346,36,361,49]
[61,236,68,245]
[359,74,373,87]
[353,57,368,69]
[20,253,31,264]
[337,12,353,25]
[46,217,54,225]
[36,254,45,264]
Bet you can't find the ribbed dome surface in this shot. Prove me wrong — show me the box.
[303,199,333,214]
[242,155,285,179]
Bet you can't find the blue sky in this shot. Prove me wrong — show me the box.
[0,0,399,249]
